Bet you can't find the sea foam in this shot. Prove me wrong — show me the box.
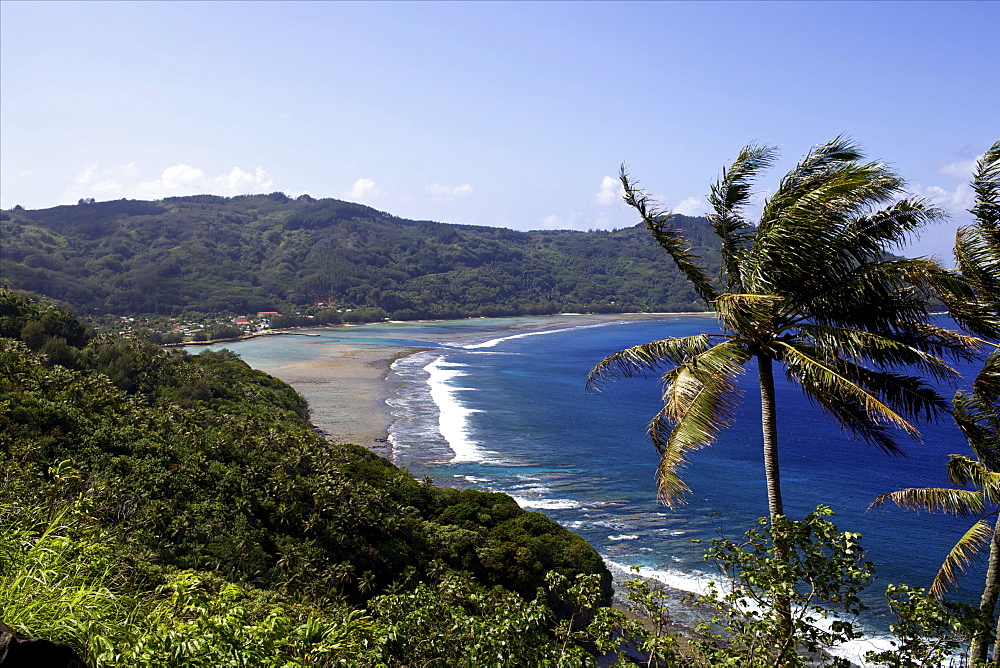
[462,320,624,349]
[510,496,582,510]
[424,356,490,463]
[604,560,898,666]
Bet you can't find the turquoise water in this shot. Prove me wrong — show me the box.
[199,315,983,658]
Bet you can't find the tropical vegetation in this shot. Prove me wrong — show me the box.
[5,138,1000,664]
[0,194,719,319]
[869,140,1000,663]
[586,136,986,658]
[587,136,976,520]
[0,288,620,664]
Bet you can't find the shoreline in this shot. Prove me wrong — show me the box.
[184,312,711,458]
[240,342,430,457]
[163,310,712,349]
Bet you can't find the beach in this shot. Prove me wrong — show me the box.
[227,313,691,457]
[187,312,976,663]
[250,340,426,457]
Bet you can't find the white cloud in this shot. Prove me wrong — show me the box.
[899,182,979,261]
[62,162,275,202]
[158,164,206,188]
[224,166,272,191]
[672,197,708,217]
[909,183,975,218]
[344,177,383,201]
[424,182,474,200]
[595,175,623,205]
[900,147,986,259]
[939,158,979,180]
[538,213,578,230]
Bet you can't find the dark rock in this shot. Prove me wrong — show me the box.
[0,621,89,668]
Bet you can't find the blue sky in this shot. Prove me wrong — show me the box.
[2,1,997,258]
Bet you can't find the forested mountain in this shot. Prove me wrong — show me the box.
[0,193,718,318]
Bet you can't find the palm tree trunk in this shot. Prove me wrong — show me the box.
[757,354,784,519]
[977,516,1000,663]
[757,354,792,653]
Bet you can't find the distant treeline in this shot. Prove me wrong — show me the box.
[0,193,717,318]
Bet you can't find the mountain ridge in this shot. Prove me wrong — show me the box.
[0,192,719,318]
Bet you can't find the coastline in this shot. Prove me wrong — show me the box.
[179,312,914,662]
[246,342,428,457]
[185,312,710,458]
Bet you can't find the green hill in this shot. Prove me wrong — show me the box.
[0,193,718,318]
[1,289,616,664]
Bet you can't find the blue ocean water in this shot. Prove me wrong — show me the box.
[200,315,985,659]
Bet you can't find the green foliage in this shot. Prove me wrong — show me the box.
[0,290,610,665]
[0,292,617,664]
[0,472,620,667]
[0,492,378,666]
[0,288,91,365]
[369,573,554,665]
[1,194,715,318]
[619,570,685,666]
[545,571,639,664]
[690,506,874,666]
[2,335,609,604]
[593,138,969,515]
[864,584,982,667]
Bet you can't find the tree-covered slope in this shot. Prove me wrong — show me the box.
[0,289,610,607]
[0,194,718,317]
[0,288,622,664]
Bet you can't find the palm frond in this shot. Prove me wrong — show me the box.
[749,139,915,298]
[620,167,719,305]
[796,324,963,382]
[586,334,718,392]
[794,257,965,336]
[707,143,778,292]
[713,293,784,339]
[955,224,1000,298]
[709,142,778,216]
[940,230,1000,339]
[930,519,995,599]
[764,136,867,217]
[952,391,1000,469]
[969,140,1000,233]
[650,341,750,507]
[840,198,947,259]
[973,349,1000,405]
[948,140,1000,340]
[868,487,987,516]
[759,136,900,234]
[806,393,900,453]
[648,409,693,508]
[779,342,952,442]
[946,455,1000,504]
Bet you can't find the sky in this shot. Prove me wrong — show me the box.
[1,1,997,259]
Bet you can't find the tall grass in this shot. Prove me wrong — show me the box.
[0,499,140,661]
[0,493,374,666]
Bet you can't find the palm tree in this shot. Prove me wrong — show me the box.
[587,136,977,521]
[870,140,1000,663]
[948,140,1000,345]
[870,383,1000,663]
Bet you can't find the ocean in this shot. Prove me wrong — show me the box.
[198,314,985,662]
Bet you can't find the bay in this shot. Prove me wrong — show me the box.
[199,314,983,658]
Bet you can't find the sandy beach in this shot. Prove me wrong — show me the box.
[253,341,425,457]
[237,312,706,457]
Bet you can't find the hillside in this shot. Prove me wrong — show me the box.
[0,193,718,318]
[0,289,618,664]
